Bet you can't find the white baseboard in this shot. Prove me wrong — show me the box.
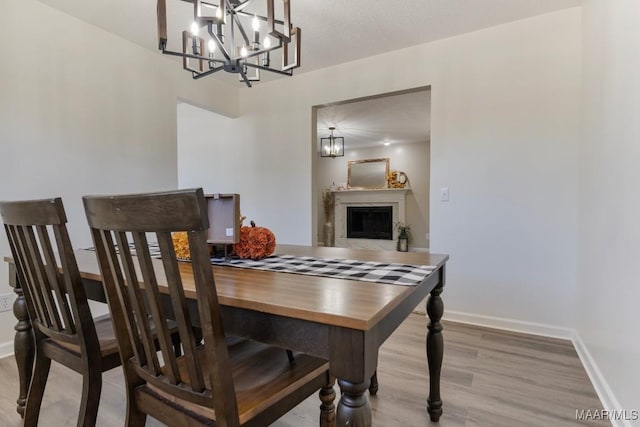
[571,333,632,427]
[443,310,629,427]
[443,310,575,339]
[0,340,14,359]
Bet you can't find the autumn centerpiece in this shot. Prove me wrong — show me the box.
[172,232,191,259]
[233,220,276,260]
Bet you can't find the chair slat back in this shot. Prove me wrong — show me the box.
[0,198,98,352]
[83,188,240,425]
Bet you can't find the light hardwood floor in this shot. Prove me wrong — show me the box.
[0,315,609,426]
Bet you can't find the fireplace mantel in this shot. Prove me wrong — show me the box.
[333,188,410,250]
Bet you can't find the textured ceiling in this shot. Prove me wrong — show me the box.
[36,0,581,148]
[37,0,581,84]
[317,90,431,149]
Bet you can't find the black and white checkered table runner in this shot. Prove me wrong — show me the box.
[97,243,436,287]
[209,254,435,286]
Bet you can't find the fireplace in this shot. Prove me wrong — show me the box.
[347,206,393,240]
[333,188,408,250]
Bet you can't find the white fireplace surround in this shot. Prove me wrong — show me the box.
[333,188,409,251]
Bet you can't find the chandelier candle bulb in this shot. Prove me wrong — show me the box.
[252,15,260,46]
[190,22,199,54]
[208,39,215,67]
[262,36,272,66]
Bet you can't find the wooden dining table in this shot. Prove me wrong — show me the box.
[6,244,448,426]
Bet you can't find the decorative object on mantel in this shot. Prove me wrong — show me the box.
[333,182,347,191]
[320,127,344,158]
[395,222,412,252]
[233,220,276,260]
[157,0,301,87]
[387,170,408,189]
[322,189,335,246]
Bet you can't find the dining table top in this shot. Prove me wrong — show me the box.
[6,244,448,332]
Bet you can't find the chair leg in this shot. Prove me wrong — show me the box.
[369,371,378,395]
[123,369,147,427]
[319,376,336,427]
[78,366,102,427]
[125,403,147,427]
[22,352,51,427]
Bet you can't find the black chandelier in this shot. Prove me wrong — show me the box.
[320,127,344,158]
[157,0,301,87]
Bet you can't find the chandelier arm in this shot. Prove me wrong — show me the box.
[161,48,225,64]
[231,0,254,13]
[244,62,293,76]
[229,2,237,55]
[243,39,282,60]
[207,25,231,60]
[192,65,226,79]
[236,10,283,25]
[230,11,251,47]
[238,69,253,87]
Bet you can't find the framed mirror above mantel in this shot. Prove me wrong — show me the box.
[347,158,389,189]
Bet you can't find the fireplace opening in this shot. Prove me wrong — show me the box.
[347,206,393,240]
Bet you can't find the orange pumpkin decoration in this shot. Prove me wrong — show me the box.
[233,221,276,260]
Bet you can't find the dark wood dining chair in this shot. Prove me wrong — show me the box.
[83,188,335,427]
[0,197,123,427]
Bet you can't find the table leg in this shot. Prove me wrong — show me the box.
[426,279,444,422]
[368,371,378,395]
[13,283,34,418]
[336,379,371,427]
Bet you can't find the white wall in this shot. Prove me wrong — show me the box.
[315,142,430,249]
[578,0,640,417]
[0,0,237,349]
[223,9,580,329]
[177,102,283,228]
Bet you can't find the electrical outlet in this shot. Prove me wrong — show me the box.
[0,293,13,312]
[440,187,450,202]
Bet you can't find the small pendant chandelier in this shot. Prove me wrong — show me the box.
[157,0,301,87]
[320,127,344,158]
